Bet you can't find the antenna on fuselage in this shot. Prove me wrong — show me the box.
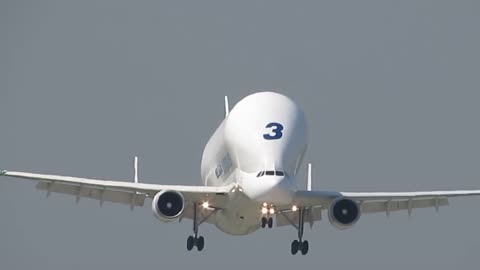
[307,163,312,191]
[224,96,230,118]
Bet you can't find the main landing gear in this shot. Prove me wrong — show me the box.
[291,239,309,255]
[291,208,309,255]
[279,207,310,255]
[187,235,204,251]
[186,202,217,252]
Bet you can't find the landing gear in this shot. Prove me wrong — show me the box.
[187,235,204,251]
[260,203,275,229]
[187,236,194,251]
[290,239,309,255]
[197,236,205,251]
[186,202,209,252]
[279,207,310,255]
[291,208,309,255]
[261,217,274,228]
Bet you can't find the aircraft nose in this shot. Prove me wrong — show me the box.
[244,175,294,205]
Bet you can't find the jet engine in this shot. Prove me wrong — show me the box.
[152,190,185,222]
[328,198,360,230]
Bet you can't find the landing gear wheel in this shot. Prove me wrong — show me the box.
[261,217,267,228]
[197,236,205,251]
[268,217,273,228]
[187,236,194,251]
[267,217,273,228]
[291,240,299,255]
[187,236,205,251]
[301,240,309,255]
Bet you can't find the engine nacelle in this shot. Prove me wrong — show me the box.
[328,198,361,230]
[152,190,185,222]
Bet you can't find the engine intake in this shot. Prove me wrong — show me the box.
[152,190,185,222]
[328,198,360,230]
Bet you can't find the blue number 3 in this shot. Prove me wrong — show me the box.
[263,122,284,140]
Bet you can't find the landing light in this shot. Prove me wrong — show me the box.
[202,202,209,209]
[269,208,275,215]
[292,205,298,212]
[261,207,268,214]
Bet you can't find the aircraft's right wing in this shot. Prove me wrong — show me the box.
[0,170,234,210]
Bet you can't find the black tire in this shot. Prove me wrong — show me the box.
[261,217,267,228]
[197,236,205,251]
[301,240,309,255]
[291,240,299,255]
[267,217,273,228]
[187,236,194,251]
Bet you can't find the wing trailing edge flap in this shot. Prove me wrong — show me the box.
[360,197,449,215]
[276,206,322,228]
[35,181,146,208]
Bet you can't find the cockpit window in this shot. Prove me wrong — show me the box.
[256,170,285,177]
[256,171,265,177]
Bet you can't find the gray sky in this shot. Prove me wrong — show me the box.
[1,0,480,269]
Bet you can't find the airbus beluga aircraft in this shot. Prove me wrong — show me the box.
[2,91,480,255]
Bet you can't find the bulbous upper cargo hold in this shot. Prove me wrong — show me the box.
[224,92,308,176]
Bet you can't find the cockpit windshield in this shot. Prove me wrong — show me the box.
[256,170,285,177]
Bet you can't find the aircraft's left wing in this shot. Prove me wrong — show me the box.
[0,170,233,210]
[292,189,480,215]
[276,189,480,227]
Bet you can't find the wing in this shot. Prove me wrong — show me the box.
[293,189,480,215]
[275,189,480,227]
[0,170,233,211]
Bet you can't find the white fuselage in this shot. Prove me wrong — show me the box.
[200,92,308,235]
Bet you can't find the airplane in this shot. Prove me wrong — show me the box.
[2,91,480,255]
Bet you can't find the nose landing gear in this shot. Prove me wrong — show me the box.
[261,216,274,228]
[260,203,275,229]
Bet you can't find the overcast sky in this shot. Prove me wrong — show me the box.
[1,0,480,269]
